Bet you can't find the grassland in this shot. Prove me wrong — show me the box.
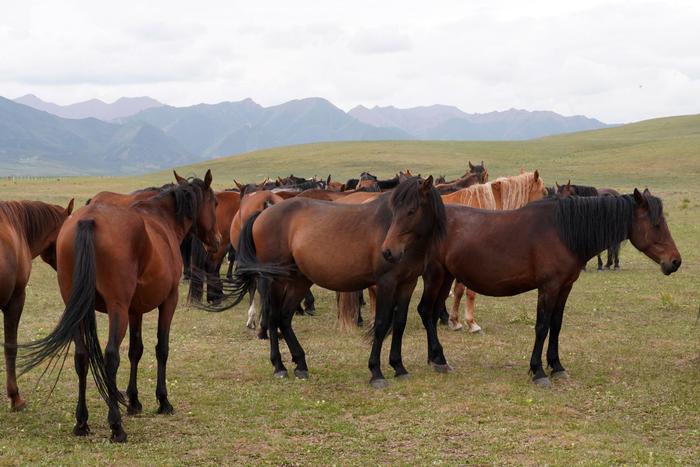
[0,115,699,465]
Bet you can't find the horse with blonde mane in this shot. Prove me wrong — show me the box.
[442,171,546,332]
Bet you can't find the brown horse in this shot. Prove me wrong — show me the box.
[227,177,446,388]
[188,190,241,303]
[443,171,546,332]
[556,181,622,270]
[0,199,74,410]
[19,171,219,442]
[417,189,681,386]
[435,161,489,194]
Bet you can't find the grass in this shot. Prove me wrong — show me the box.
[1,116,699,465]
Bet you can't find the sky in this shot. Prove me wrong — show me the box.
[1,0,699,123]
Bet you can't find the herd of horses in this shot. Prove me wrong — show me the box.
[0,162,682,443]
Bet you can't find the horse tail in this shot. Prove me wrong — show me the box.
[18,219,125,406]
[194,210,296,313]
[187,236,210,302]
[337,291,362,331]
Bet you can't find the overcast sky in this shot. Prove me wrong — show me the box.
[2,0,699,123]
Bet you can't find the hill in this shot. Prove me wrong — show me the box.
[349,105,610,140]
[0,96,192,175]
[126,97,410,160]
[14,94,163,121]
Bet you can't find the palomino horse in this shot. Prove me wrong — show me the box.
[0,199,74,410]
[556,181,622,270]
[417,189,681,386]
[228,177,446,387]
[442,171,546,332]
[19,172,220,442]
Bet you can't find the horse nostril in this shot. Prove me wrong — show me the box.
[672,258,682,269]
[382,249,392,261]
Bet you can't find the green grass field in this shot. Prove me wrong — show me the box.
[1,115,699,465]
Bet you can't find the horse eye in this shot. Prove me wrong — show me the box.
[408,208,416,216]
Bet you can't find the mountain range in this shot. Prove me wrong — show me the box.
[1,95,610,175]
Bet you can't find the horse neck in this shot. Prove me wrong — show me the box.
[496,174,535,210]
[0,202,64,257]
[139,194,194,244]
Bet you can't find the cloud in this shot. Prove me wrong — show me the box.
[350,28,413,54]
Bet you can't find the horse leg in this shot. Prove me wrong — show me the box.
[368,284,395,388]
[72,329,90,436]
[465,288,482,333]
[389,280,417,379]
[417,268,452,370]
[530,288,556,387]
[597,254,603,271]
[126,313,143,415]
[613,243,621,269]
[448,281,464,331]
[207,257,224,304]
[264,280,287,377]
[547,285,573,379]
[278,281,312,379]
[2,289,26,411]
[302,289,316,316]
[105,309,129,442]
[246,281,257,330]
[155,292,177,415]
[226,246,236,280]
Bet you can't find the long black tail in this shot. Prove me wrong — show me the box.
[18,219,125,406]
[191,211,296,312]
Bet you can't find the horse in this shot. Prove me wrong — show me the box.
[435,162,489,194]
[0,199,74,411]
[442,171,547,332]
[417,189,681,386]
[188,190,241,303]
[226,177,446,388]
[18,171,220,442]
[556,181,623,270]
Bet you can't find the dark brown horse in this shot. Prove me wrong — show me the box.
[418,189,681,386]
[227,177,446,388]
[18,171,219,442]
[556,181,622,270]
[0,199,74,410]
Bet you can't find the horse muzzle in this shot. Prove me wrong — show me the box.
[661,257,681,275]
[382,249,403,264]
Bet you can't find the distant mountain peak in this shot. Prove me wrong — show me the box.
[13,94,163,121]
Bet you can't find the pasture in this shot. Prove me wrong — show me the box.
[1,115,699,465]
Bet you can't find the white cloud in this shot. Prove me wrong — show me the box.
[1,0,699,122]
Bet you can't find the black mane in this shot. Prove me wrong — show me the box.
[563,184,599,197]
[154,178,209,224]
[554,194,663,259]
[389,177,447,246]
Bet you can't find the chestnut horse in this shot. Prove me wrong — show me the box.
[443,171,546,332]
[19,172,220,442]
[0,199,74,410]
[417,189,681,386]
[228,177,446,387]
[556,181,622,270]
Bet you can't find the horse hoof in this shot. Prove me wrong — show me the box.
[395,373,410,381]
[157,402,174,415]
[370,378,389,389]
[448,321,463,331]
[126,402,143,415]
[273,370,289,379]
[110,428,128,443]
[294,369,309,380]
[304,308,316,316]
[533,376,551,387]
[430,362,453,373]
[468,326,483,335]
[10,398,27,412]
[550,370,569,380]
[73,423,90,436]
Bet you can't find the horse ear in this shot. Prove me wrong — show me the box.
[555,182,560,189]
[173,170,187,184]
[326,174,331,185]
[340,184,346,192]
[204,169,213,188]
[469,161,474,170]
[233,179,244,192]
[66,198,74,215]
[480,160,484,167]
[633,188,647,205]
[421,175,434,192]
[534,170,539,181]
[566,179,571,186]
[643,188,651,196]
